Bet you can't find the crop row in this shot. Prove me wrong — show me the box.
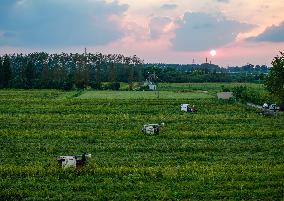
[0,89,283,200]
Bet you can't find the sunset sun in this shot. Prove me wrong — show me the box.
[210,49,217,57]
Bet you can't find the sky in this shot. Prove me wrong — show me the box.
[0,0,284,67]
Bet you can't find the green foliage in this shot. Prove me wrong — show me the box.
[221,85,231,92]
[1,55,12,88]
[25,60,35,88]
[2,52,144,90]
[232,86,247,102]
[265,52,284,108]
[144,65,268,83]
[108,64,116,82]
[1,52,272,91]
[128,67,134,90]
[105,82,120,90]
[90,82,102,90]
[0,57,3,88]
[232,85,270,105]
[136,85,151,91]
[62,80,74,90]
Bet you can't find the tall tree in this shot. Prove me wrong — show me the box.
[41,61,49,87]
[2,55,12,88]
[128,66,134,90]
[25,60,35,88]
[123,57,133,90]
[95,54,102,87]
[108,63,116,82]
[75,60,84,89]
[0,56,3,88]
[18,58,26,87]
[0,52,145,89]
[83,59,90,87]
[265,52,284,109]
[132,55,143,82]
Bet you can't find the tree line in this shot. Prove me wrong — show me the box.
[0,52,144,90]
[144,62,268,83]
[0,52,273,91]
[145,63,269,74]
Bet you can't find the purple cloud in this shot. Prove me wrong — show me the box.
[172,12,253,51]
[0,0,128,47]
[247,22,284,42]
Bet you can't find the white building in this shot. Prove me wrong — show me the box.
[149,84,156,90]
[144,80,157,91]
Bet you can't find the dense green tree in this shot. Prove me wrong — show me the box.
[25,60,35,88]
[2,55,12,88]
[265,52,284,108]
[41,61,49,87]
[128,66,134,90]
[0,56,3,88]
[95,62,101,86]
[108,63,116,82]
[0,52,271,90]
[75,60,85,89]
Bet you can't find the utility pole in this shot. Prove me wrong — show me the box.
[154,72,159,98]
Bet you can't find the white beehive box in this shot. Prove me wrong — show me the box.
[142,124,160,135]
[58,156,77,169]
[145,125,155,134]
[181,104,189,112]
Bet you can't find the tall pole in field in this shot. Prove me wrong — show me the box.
[155,72,159,98]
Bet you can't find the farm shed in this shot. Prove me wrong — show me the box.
[217,92,233,100]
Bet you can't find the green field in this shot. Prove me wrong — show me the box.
[0,85,283,200]
[158,82,265,93]
[75,90,213,100]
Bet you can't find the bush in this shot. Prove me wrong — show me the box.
[105,82,120,90]
[90,82,102,90]
[136,85,150,91]
[232,85,270,105]
[62,81,74,90]
[221,85,231,92]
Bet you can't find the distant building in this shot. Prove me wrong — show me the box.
[217,92,234,100]
[149,84,156,90]
[144,80,157,91]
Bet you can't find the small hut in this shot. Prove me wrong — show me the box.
[143,80,156,91]
[217,92,233,100]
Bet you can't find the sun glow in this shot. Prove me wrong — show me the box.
[210,49,217,57]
